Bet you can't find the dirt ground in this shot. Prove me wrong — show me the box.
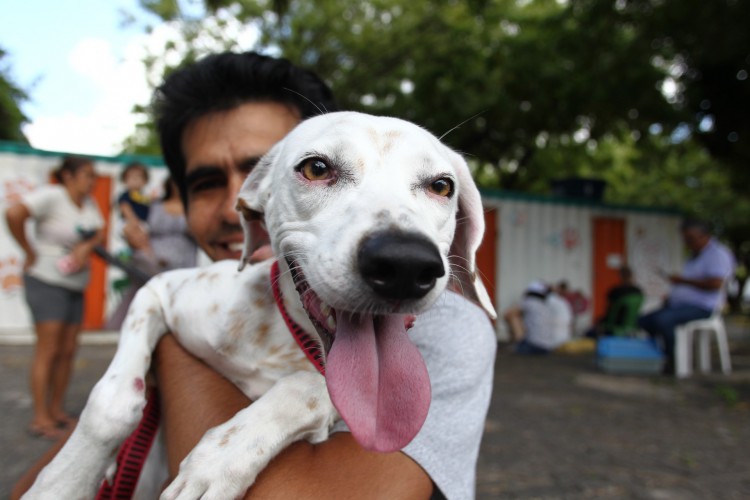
[477,343,750,499]
[2,326,749,499]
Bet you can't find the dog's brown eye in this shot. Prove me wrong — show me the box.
[429,177,454,198]
[300,159,332,181]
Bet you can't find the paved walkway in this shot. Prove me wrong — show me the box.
[478,344,750,499]
[2,321,749,499]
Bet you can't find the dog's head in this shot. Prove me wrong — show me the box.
[237,111,495,451]
[238,111,495,319]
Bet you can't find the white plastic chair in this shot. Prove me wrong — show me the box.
[674,300,732,379]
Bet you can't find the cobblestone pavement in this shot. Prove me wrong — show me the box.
[2,325,749,499]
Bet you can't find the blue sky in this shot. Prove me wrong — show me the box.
[2,2,258,155]
[2,0,145,119]
[1,1,159,154]
[1,0,158,155]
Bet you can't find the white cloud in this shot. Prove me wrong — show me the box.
[24,34,153,155]
[23,14,259,157]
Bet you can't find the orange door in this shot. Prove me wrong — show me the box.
[592,217,625,320]
[475,208,497,308]
[82,175,112,330]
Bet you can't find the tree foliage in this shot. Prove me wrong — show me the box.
[127,0,750,270]
[0,47,29,143]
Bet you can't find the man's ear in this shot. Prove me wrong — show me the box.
[236,142,281,270]
[445,148,496,319]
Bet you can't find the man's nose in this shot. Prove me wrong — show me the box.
[222,172,244,224]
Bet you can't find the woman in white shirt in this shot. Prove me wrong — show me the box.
[5,156,105,439]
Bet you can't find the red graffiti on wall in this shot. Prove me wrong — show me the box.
[3,178,35,205]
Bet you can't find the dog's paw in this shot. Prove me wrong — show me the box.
[160,423,269,500]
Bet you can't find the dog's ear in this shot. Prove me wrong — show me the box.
[446,149,497,319]
[236,144,280,270]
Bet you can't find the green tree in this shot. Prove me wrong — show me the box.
[130,0,748,185]
[0,47,29,143]
[127,0,750,284]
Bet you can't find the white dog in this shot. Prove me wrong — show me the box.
[24,111,496,500]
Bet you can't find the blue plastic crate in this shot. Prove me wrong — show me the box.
[596,337,665,375]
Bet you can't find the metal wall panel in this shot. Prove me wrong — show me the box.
[488,196,683,339]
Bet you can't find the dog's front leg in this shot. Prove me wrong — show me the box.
[23,286,168,500]
[161,370,336,500]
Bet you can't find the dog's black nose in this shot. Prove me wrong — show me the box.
[358,232,445,300]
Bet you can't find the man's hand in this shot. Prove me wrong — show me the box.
[669,274,724,291]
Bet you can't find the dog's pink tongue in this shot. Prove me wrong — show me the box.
[326,313,430,452]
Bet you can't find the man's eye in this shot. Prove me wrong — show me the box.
[188,176,225,194]
[299,159,333,181]
[428,177,454,198]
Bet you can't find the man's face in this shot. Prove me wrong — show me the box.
[181,101,300,261]
[682,227,710,253]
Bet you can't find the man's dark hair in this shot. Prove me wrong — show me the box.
[680,218,712,235]
[152,51,338,202]
[619,265,633,282]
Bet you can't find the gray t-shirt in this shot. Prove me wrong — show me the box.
[134,202,198,275]
[333,291,497,500]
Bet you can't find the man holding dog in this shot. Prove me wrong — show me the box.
[14,52,496,500]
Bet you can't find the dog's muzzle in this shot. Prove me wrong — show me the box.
[357,231,445,300]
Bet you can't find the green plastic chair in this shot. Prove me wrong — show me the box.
[602,293,644,337]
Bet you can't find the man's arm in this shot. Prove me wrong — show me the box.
[668,274,724,291]
[154,334,433,499]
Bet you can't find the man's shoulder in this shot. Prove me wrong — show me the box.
[705,239,735,267]
[414,291,496,357]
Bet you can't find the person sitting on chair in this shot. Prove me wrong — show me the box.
[638,219,735,362]
[586,265,643,338]
[504,280,572,354]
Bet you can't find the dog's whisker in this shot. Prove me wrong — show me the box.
[282,87,327,115]
[438,110,487,141]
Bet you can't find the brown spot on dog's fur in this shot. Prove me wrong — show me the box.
[367,127,379,146]
[253,323,271,346]
[306,397,318,410]
[381,130,401,155]
[219,339,239,357]
[219,426,239,447]
[268,344,283,356]
[228,315,247,343]
[355,157,366,173]
[280,350,305,362]
[253,282,268,296]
